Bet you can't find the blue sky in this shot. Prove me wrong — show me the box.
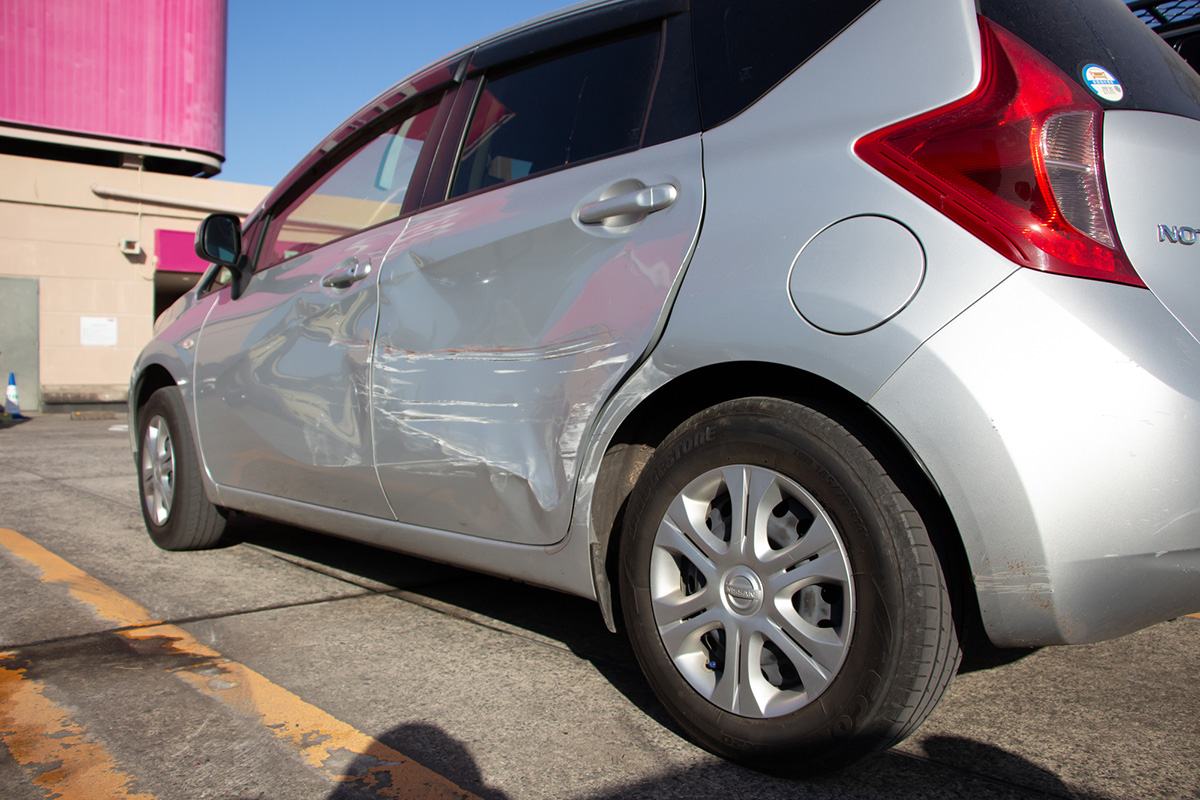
[217,0,570,187]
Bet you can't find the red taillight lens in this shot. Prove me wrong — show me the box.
[854,17,1143,288]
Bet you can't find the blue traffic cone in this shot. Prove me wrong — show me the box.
[5,373,28,419]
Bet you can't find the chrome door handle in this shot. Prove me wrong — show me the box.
[321,257,372,289]
[578,183,678,225]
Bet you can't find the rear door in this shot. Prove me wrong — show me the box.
[370,13,704,544]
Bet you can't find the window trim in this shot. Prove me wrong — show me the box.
[469,0,686,72]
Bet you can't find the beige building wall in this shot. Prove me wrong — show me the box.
[0,154,268,407]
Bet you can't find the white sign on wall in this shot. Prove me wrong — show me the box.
[80,316,118,347]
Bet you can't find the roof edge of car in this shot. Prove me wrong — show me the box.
[255,0,688,217]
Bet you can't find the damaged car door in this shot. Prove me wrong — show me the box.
[192,94,445,517]
[370,20,704,545]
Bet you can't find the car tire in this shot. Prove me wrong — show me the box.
[618,397,960,773]
[137,386,228,550]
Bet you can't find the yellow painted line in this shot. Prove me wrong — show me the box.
[1189,613,1200,619]
[0,528,161,629]
[0,656,156,800]
[0,528,481,800]
[126,624,478,799]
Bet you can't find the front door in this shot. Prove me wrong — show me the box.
[193,99,442,517]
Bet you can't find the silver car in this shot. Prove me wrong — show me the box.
[130,0,1200,773]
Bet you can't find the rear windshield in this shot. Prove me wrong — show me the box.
[980,0,1200,121]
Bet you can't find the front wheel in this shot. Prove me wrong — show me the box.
[618,398,959,774]
[137,386,228,550]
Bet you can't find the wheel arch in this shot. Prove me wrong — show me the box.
[588,360,978,642]
[128,362,178,458]
[134,377,230,550]
[130,361,225,514]
[133,363,178,413]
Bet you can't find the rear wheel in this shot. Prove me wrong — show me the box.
[618,397,959,773]
[137,386,227,550]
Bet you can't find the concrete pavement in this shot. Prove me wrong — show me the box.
[1,414,1197,799]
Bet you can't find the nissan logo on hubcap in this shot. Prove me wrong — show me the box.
[724,570,764,616]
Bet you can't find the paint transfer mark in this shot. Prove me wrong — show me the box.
[0,528,481,800]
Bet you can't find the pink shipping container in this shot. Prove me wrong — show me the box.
[0,0,226,164]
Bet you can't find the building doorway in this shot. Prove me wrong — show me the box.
[0,277,40,412]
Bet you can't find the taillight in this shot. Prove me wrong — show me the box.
[854,17,1143,288]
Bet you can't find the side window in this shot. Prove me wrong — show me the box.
[257,100,440,271]
[691,0,877,129]
[451,28,661,198]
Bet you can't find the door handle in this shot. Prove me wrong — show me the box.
[578,183,678,225]
[320,257,372,289]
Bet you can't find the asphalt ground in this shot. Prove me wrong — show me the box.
[1,414,1197,800]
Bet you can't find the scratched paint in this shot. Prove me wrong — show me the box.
[193,221,398,520]
[371,135,704,546]
[0,529,480,800]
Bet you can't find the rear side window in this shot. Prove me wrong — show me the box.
[451,28,661,198]
[691,0,877,129]
[980,0,1200,122]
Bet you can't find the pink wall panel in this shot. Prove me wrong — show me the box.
[0,0,225,158]
[2,4,46,124]
[155,228,209,274]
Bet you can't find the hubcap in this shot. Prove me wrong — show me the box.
[141,415,175,526]
[649,465,854,718]
[723,569,764,616]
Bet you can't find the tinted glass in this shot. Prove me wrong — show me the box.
[980,0,1200,121]
[451,29,660,198]
[258,102,440,270]
[1178,33,1200,72]
[691,0,877,129]
[642,14,702,147]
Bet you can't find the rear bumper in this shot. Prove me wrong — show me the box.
[873,270,1200,646]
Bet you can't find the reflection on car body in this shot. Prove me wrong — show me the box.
[131,0,1200,774]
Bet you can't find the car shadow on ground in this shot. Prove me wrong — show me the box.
[324,724,1115,800]
[226,514,1085,800]
[225,512,668,725]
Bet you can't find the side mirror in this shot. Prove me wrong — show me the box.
[194,213,243,266]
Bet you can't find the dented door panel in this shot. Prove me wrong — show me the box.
[193,224,401,518]
[372,136,703,544]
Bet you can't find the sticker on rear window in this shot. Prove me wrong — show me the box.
[1082,65,1124,102]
